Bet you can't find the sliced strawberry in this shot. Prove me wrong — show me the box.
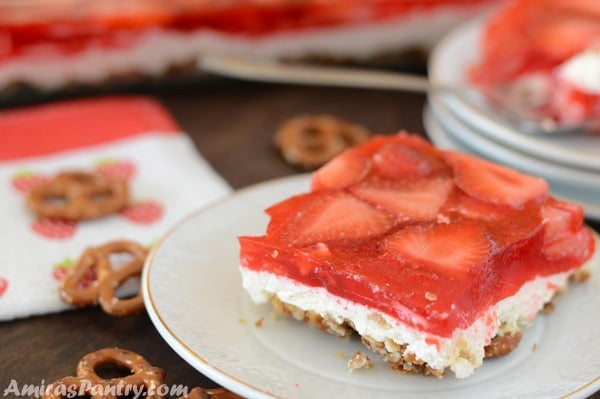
[370,134,449,181]
[444,190,504,220]
[541,198,585,239]
[384,223,491,273]
[444,190,542,248]
[350,178,453,222]
[489,204,544,248]
[282,192,395,246]
[372,143,431,180]
[445,151,548,209]
[311,150,371,191]
[540,198,590,260]
[543,227,595,261]
[532,17,600,62]
[265,193,315,237]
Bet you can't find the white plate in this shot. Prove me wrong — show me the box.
[143,174,600,399]
[428,17,600,172]
[423,104,600,221]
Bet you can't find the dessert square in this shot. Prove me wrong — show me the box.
[239,133,595,378]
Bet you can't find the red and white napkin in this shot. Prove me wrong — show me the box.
[0,96,232,320]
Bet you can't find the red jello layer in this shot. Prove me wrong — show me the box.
[0,0,494,62]
[238,133,595,338]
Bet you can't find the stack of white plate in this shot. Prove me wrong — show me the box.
[424,18,600,220]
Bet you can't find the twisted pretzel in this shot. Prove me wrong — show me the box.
[60,240,148,316]
[59,248,111,306]
[43,348,243,399]
[27,171,128,221]
[274,115,371,169]
[43,348,164,399]
[77,348,165,396]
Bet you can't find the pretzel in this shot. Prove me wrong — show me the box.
[43,348,243,399]
[43,348,164,399]
[27,171,128,221]
[274,115,371,169]
[59,248,112,307]
[77,348,165,395]
[180,387,244,399]
[60,240,148,316]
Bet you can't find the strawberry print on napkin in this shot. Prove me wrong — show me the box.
[0,96,232,320]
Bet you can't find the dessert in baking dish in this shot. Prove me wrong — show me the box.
[238,133,596,378]
[470,0,600,127]
[0,0,499,90]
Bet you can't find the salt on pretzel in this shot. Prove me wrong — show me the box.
[60,240,148,316]
[274,114,371,169]
[98,257,145,316]
[77,348,165,397]
[42,348,164,399]
[27,171,128,221]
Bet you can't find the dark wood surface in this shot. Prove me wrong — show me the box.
[0,79,598,398]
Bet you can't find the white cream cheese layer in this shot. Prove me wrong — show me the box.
[241,266,575,378]
[0,4,492,89]
[559,50,600,94]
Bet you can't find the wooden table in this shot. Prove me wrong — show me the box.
[1,79,598,398]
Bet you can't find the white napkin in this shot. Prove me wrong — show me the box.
[0,96,232,320]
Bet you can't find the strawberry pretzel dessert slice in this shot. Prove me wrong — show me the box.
[238,133,596,378]
[469,0,600,128]
[0,0,499,90]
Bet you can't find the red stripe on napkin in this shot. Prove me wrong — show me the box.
[0,96,180,161]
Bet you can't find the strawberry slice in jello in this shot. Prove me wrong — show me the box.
[238,133,596,378]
